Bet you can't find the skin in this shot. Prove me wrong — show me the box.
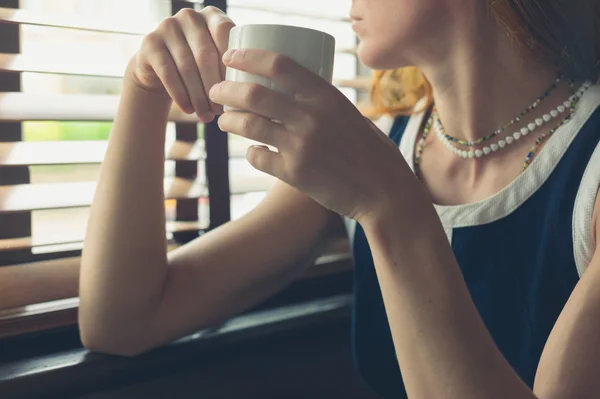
[79,8,341,354]
[79,2,600,398]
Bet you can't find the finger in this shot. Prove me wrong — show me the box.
[209,81,300,123]
[201,6,236,80]
[177,8,228,115]
[161,17,214,122]
[246,144,284,178]
[222,48,325,96]
[145,38,194,114]
[218,111,288,148]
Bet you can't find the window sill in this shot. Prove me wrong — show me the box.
[0,236,352,338]
[0,294,353,398]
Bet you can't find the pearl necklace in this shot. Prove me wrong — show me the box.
[434,81,591,159]
[413,81,593,181]
[439,76,562,147]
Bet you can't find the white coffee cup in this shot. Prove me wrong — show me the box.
[225,24,336,97]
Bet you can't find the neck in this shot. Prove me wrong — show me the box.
[416,9,562,143]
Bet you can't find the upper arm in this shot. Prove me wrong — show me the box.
[145,181,341,349]
[533,190,600,399]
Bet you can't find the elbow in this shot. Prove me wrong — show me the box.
[79,316,155,357]
[78,295,162,357]
[80,330,154,357]
[80,336,146,358]
[80,329,151,357]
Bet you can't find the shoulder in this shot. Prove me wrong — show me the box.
[546,85,600,276]
[581,88,600,275]
[591,171,600,261]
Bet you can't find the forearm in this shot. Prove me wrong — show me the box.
[361,199,534,399]
[80,60,172,337]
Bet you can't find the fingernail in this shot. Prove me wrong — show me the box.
[209,83,219,99]
[200,112,215,122]
[222,49,236,63]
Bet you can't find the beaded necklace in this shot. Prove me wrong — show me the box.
[432,81,589,159]
[413,81,592,181]
[439,76,562,147]
[521,83,591,170]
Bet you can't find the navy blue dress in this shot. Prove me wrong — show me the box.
[350,86,600,399]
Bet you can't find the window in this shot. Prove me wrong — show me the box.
[0,0,366,339]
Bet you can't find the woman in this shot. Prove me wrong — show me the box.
[79,1,600,398]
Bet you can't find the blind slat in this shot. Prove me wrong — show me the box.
[0,93,198,122]
[335,77,371,90]
[0,220,204,252]
[0,53,125,78]
[228,139,255,158]
[0,299,77,339]
[0,140,205,166]
[0,140,252,167]
[0,175,274,213]
[0,7,150,35]
[229,173,274,194]
[0,259,80,312]
[0,89,362,123]
[0,178,206,213]
[228,4,351,22]
[0,50,355,77]
[336,47,357,55]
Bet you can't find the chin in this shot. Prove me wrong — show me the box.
[357,41,409,70]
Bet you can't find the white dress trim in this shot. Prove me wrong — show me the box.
[344,217,357,247]
[399,104,428,173]
[398,85,600,228]
[572,142,600,277]
[375,115,396,137]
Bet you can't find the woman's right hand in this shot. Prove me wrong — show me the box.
[130,7,235,123]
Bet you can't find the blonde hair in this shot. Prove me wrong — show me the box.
[366,68,433,118]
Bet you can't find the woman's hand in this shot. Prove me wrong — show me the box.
[130,7,235,123]
[210,48,419,222]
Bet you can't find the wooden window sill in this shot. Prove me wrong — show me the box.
[0,232,352,335]
[0,294,352,398]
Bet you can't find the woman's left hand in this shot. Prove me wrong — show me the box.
[209,48,416,222]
